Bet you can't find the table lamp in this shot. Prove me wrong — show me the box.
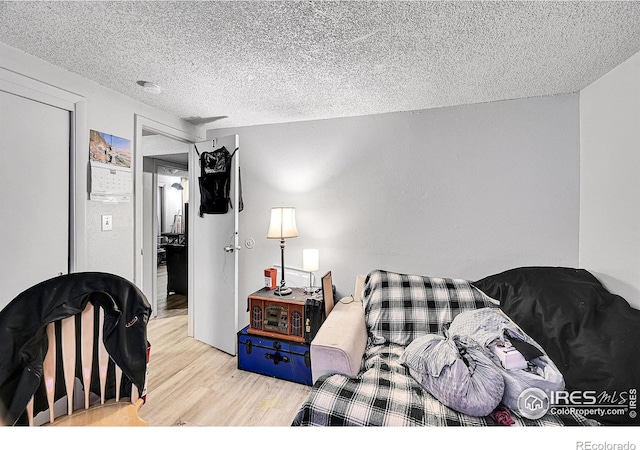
[303,249,319,294]
[267,207,298,295]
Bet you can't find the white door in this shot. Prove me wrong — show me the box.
[190,135,239,355]
[0,90,69,310]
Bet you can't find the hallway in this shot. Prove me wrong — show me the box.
[155,264,187,319]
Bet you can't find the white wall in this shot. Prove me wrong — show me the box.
[0,42,200,281]
[209,94,581,324]
[2,39,596,320]
[580,51,640,309]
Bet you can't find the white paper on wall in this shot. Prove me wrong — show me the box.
[89,161,132,202]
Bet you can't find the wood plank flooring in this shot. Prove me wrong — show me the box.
[140,305,312,427]
[155,264,188,319]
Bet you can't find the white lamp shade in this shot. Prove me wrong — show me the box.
[303,249,319,272]
[267,207,298,239]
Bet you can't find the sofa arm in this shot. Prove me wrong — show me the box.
[310,276,367,384]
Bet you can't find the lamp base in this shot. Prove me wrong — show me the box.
[274,285,293,296]
[303,286,319,294]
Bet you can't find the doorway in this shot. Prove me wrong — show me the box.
[134,116,241,353]
[140,132,191,322]
[155,160,189,319]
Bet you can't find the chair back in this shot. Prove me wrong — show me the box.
[0,272,151,426]
[26,301,148,426]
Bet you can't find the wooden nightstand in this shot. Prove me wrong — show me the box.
[246,287,322,343]
[236,286,325,386]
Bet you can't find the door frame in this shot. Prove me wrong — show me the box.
[133,115,201,335]
[142,154,188,321]
[0,67,87,274]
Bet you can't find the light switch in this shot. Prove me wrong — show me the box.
[101,215,113,231]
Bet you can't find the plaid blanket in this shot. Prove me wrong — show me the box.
[292,344,596,426]
[363,269,499,346]
[291,270,599,427]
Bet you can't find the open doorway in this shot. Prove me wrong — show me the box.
[141,133,191,321]
[135,117,241,352]
[155,162,188,318]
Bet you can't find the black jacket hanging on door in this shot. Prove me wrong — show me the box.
[197,145,243,216]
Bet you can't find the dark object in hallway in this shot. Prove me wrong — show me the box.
[155,264,187,319]
[166,244,187,296]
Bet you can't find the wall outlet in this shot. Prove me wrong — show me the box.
[101,215,113,231]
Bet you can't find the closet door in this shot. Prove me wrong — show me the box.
[0,90,70,310]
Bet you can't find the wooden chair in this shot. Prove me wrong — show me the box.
[25,302,148,426]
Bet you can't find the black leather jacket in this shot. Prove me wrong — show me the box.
[0,272,151,425]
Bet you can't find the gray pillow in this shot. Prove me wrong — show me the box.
[446,308,565,413]
[400,334,505,417]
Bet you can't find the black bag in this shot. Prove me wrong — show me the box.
[196,145,243,216]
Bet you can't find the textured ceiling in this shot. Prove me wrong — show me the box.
[1,1,640,129]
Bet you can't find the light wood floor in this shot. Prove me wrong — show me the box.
[140,310,312,426]
[155,264,188,319]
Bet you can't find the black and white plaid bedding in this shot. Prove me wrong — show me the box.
[291,270,599,427]
[292,344,596,426]
[363,269,499,346]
